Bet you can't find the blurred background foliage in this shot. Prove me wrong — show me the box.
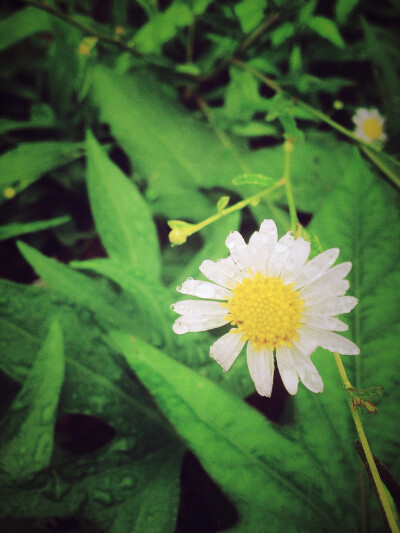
[0,0,399,532]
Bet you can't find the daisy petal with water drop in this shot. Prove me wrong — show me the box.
[171,220,359,397]
[352,108,387,143]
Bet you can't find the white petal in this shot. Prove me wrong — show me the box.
[259,219,278,244]
[304,262,352,289]
[306,296,358,315]
[293,248,340,289]
[301,280,350,306]
[280,238,311,283]
[172,311,227,334]
[246,219,279,276]
[210,330,245,371]
[275,346,299,395]
[246,343,275,397]
[290,345,323,393]
[268,233,295,277]
[177,279,232,300]
[199,257,242,288]
[302,312,348,331]
[247,231,268,275]
[225,231,250,271]
[293,328,319,357]
[300,326,360,355]
[171,300,226,315]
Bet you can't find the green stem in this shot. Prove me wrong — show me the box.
[169,180,285,245]
[361,146,400,189]
[283,140,297,233]
[192,180,284,234]
[232,59,383,155]
[333,352,400,533]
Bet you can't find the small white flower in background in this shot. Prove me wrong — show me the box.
[171,220,359,397]
[352,108,387,143]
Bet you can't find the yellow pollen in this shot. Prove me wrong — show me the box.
[362,117,383,140]
[225,273,304,351]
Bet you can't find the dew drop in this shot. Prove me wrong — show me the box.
[93,489,114,506]
[34,433,52,463]
[119,476,135,490]
[187,277,193,281]
[170,304,175,311]
[285,258,295,270]
[176,285,182,291]
[41,404,54,425]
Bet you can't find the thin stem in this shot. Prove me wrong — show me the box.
[24,0,142,56]
[283,140,297,233]
[231,59,383,154]
[361,146,400,189]
[333,352,400,533]
[169,179,285,245]
[192,180,285,235]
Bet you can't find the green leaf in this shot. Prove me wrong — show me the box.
[0,216,70,241]
[230,121,277,137]
[232,173,275,187]
[216,195,230,212]
[70,258,171,347]
[271,22,295,47]
[294,148,400,530]
[0,319,64,479]
[335,0,358,24]
[191,0,215,15]
[91,67,350,214]
[307,16,345,48]
[224,66,267,121]
[86,131,160,281]
[111,331,353,531]
[134,1,193,54]
[91,66,247,190]
[0,281,184,532]
[0,142,84,201]
[234,0,267,33]
[0,7,51,51]
[16,241,147,339]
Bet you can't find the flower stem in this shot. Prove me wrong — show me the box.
[332,352,400,533]
[168,179,285,245]
[192,180,284,234]
[283,140,297,233]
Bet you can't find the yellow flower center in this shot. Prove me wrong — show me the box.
[362,117,382,140]
[225,273,304,351]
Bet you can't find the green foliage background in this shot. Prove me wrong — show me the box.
[0,1,399,532]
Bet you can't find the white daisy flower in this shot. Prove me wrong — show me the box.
[171,220,359,397]
[352,108,387,143]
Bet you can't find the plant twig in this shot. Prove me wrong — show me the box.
[282,140,297,233]
[333,352,400,533]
